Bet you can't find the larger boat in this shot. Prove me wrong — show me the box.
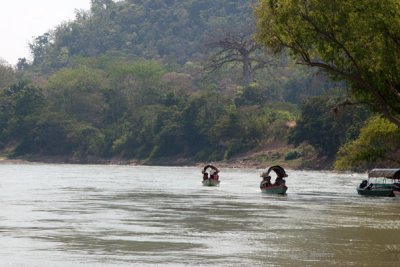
[260,165,288,194]
[202,164,220,186]
[357,168,400,197]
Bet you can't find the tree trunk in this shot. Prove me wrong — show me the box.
[242,53,251,88]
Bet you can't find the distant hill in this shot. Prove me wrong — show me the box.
[29,0,256,69]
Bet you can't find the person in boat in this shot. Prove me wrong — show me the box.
[209,168,219,180]
[393,182,400,190]
[359,180,368,189]
[260,175,272,189]
[212,173,219,180]
[202,171,209,181]
[366,183,373,190]
[274,175,286,186]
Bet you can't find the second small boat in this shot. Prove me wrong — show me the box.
[260,165,288,194]
[357,168,400,197]
[202,164,220,186]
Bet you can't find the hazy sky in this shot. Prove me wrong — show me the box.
[0,0,91,65]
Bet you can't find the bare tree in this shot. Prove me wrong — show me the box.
[206,31,270,88]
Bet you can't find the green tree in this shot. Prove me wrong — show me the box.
[335,116,400,171]
[0,82,47,153]
[208,105,271,159]
[14,112,105,157]
[255,0,400,127]
[46,67,108,126]
[29,33,52,65]
[289,95,370,158]
[106,60,166,109]
[182,92,229,159]
[0,60,16,89]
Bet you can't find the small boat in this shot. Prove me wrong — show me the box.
[357,168,400,197]
[202,164,220,186]
[261,184,288,194]
[202,178,220,186]
[260,165,288,194]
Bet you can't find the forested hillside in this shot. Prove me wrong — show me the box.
[2,0,395,170]
[28,0,255,71]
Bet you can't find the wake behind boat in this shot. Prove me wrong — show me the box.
[202,164,220,186]
[260,165,288,194]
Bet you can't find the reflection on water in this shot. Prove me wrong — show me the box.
[0,164,399,266]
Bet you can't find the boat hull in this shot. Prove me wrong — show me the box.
[261,185,287,195]
[357,187,395,197]
[202,179,220,186]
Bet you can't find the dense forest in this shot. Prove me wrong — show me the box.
[1,0,399,170]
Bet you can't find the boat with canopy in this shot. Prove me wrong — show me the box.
[202,164,220,186]
[357,168,400,197]
[260,165,288,194]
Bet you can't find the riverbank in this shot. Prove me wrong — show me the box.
[0,155,140,166]
[0,142,334,170]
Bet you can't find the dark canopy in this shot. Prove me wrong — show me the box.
[202,164,219,174]
[266,165,288,178]
[368,168,400,179]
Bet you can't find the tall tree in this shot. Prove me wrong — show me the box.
[29,33,52,65]
[0,60,16,89]
[255,0,400,127]
[206,30,270,88]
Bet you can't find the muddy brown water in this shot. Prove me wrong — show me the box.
[0,164,399,266]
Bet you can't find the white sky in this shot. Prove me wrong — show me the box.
[0,0,91,66]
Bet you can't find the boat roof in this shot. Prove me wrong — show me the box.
[368,168,400,179]
[202,164,219,173]
[266,165,288,178]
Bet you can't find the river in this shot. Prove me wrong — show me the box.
[0,163,399,266]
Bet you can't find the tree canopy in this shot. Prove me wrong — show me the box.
[255,0,400,127]
[335,116,400,171]
[289,94,370,158]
